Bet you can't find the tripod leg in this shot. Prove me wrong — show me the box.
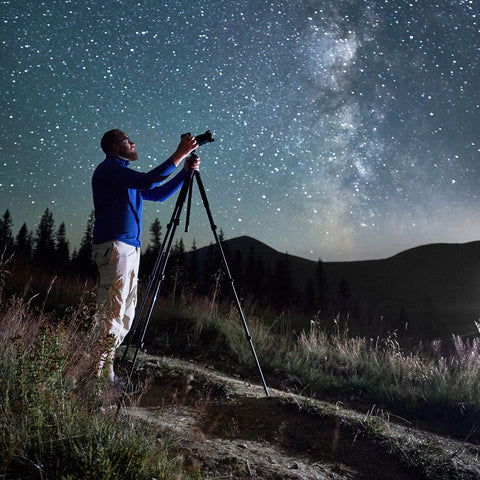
[193,171,270,396]
[185,174,194,232]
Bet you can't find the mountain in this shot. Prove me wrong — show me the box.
[324,242,480,338]
[192,236,480,339]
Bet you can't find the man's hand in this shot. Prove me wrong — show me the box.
[170,133,198,166]
[184,154,200,172]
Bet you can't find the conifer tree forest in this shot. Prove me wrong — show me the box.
[0,208,338,316]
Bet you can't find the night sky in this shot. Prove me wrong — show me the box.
[1,0,479,261]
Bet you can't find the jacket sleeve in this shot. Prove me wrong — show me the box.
[109,158,178,190]
[141,168,186,202]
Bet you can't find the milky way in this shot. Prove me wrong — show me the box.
[1,0,478,261]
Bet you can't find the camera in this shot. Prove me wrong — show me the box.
[194,130,215,147]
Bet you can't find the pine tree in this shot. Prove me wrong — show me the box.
[141,218,162,279]
[55,222,70,272]
[71,212,96,277]
[15,223,33,260]
[149,217,162,251]
[33,208,56,269]
[0,209,14,255]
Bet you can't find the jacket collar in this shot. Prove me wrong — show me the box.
[105,154,129,167]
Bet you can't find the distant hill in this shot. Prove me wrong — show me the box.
[324,242,480,338]
[192,236,480,339]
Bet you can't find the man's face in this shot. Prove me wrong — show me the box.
[112,131,138,161]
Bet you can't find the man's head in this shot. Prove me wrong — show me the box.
[101,129,138,161]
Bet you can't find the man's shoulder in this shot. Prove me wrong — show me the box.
[94,156,129,174]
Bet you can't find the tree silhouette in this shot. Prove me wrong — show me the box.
[416,292,439,338]
[15,223,33,260]
[0,209,14,256]
[141,217,162,279]
[149,217,162,251]
[55,222,70,272]
[71,211,96,277]
[33,208,56,270]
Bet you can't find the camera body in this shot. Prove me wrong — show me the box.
[186,130,214,167]
[194,130,215,147]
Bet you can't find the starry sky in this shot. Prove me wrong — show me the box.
[1,0,479,261]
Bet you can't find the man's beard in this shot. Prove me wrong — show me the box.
[118,143,138,161]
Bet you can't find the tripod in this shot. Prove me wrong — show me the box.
[118,156,270,409]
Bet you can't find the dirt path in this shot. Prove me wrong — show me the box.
[119,355,480,479]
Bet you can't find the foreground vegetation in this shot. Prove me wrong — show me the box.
[0,297,201,479]
[1,255,479,478]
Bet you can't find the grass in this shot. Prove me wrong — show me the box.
[285,320,480,437]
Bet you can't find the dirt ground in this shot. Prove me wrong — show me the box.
[114,355,480,480]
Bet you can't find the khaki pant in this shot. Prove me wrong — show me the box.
[92,240,141,348]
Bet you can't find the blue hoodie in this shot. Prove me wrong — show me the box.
[92,155,185,247]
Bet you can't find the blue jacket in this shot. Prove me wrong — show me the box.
[92,155,185,247]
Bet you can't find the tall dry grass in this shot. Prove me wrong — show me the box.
[264,318,480,440]
[0,269,200,479]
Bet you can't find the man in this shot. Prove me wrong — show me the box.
[92,129,199,383]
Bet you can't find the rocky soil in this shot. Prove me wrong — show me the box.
[115,355,480,480]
